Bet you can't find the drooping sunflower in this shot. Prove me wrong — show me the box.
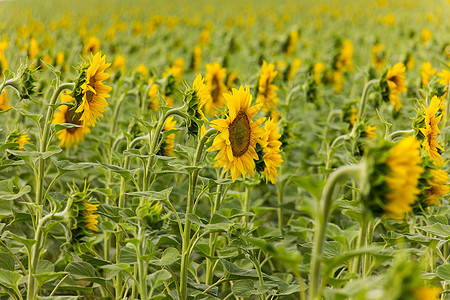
[52,92,90,149]
[256,61,279,112]
[420,62,436,87]
[207,85,265,182]
[0,91,11,111]
[204,62,227,116]
[384,137,423,218]
[259,119,283,184]
[81,202,100,231]
[75,51,111,127]
[332,70,344,94]
[417,96,444,165]
[7,130,30,151]
[381,62,407,111]
[335,40,354,73]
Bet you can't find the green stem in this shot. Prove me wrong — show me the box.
[388,129,414,141]
[277,181,283,231]
[309,164,365,300]
[349,79,379,139]
[352,212,368,274]
[243,186,251,228]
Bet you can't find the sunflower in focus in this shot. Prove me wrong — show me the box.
[6,130,30,151]
[0,91,11,111]
[158,116,176,157]
[207,85,265,182]
[83,36,101,56]
[256,61,279,112]
[204,62,227,116]
[420,62,436,87]
[75,51,111,127]
[417,96,444,165]
[259,119,283,184]
[81,202,100,231]
[52,92,90,149]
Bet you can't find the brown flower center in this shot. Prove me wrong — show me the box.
[229,110,251,157]
[211,75,221,104]
[65,107,82,133]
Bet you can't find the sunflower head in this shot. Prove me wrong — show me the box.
[420,62,436,87]
[312,62,326,84]
[83,36,101,56]
[371,43,385,71]
[257,118,283,184]
[183,74,210,136]
[364,137,423,219]
[256,60,279,112]
[137,64,149,80]
[157,116,177,157]
[6,130,30,152]
[207,85,266,182]
[190,45,202,72]
[15,63,38,100]
[0,90,12,111]
[379,62,407,111]
[72,51,111,127]
[342,102,358,129]
[204,62,227,116]
[437,64,450,87]
[136,201,166,229]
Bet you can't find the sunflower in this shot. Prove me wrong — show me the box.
[28,37,39,63]
[0,54,8,77]
[191,46,202,72]
[158,116,176,157]
[349,107,357,127]
[111,54,126,72]
[335,40,354,73]
[437,64,450,87]
[365,125,376,139]
[418,96,444,165]
[284,30,298,56]
[226,71,238,89]
[313,62,326,84]
[384,137,423,219]
[414,287,440,300]
[80,202,100,231]
[207,85,265,182]
[287,58,301,81]
[260,119,283,184]
[256,61,279,112]
[332,70,344,94]
[423,168,450,206]
[55,51,65,67]
[52,92,90,149]
[420,62,436,87]
[162,58,184,83]
[385,62,407,111]
[147,80,160,112]
[83,36,101,56]
[137,64,149,79]
[204,62,227,116]
[0,91,11,111]
[75,51,111,127]
[420,28,432,44]
[7,131,30,151]
[371,43,385,71]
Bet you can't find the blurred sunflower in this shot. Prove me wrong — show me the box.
[371,43,385,71]
[111,54,126,73]
[207,85,265,182]
[256,60,279,112]
[7,130,30,151]
[75,52,111,127]
[422,167,450,206]
[364,125,376,139]
[52,92,90,149]
[381,62,407,111]
[420,62,436,87]
[417,96,444,165]
[420,28,432,44]
[335,40,354,73]
[0,91,11,111]
[137,64,149,79]
[414,287,440,300]
[204,62,227,116]
[162,58,184,83]
[437,64,450,87]
[313,62,326,84]
[287,58,301,81]
[284,30,298,56]
[158,116,176,157]
[191,46,202,72]
[83,36,101,56]
[147,80,160,112]
[28,37,39,63]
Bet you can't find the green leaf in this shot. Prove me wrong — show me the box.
[0,253,15,271]
[126,187,172,201]
[437,264,450,281]
[0,143,20,153]
[14,107,42,124]
[97,162,137,181]
[51,123,82,134]
[290,176,324,200]
[0,107,13,116]
[232,279,261,298]
[65,261,95,278]
[150,247,180,266]
[101,263,133,274]
[5,230,37,252]
[34,272,67,287]
[52,159,96,172]
[418,224,450,239]
[0,159,25,171]
[147,269,171,288]
[0,268,22,289]
[0,180,31,200]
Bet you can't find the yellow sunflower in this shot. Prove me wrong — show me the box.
[349,107,357,126]
[207,85,265,182]
[260,119,283,184]
[162,58,184,83]
[420,29,432,45]
[75,51,111,127]
[55,51,65,67]
[137,64,149,79]
[287,58,301,81]
[83,36,101,56]
[336,40,354,73]
[192,46,202,72]
[226,71,238,89]
[147,80,160,112]
[420,62,436,87]
[204,62,227,116]
[423,168,450,206]
[160,116,176,157]
[414,287,440,300]
[256,61,279,112]
[81,202,100,231]
[365,125,376,139]
[384,137,423,219]
[0,54,9,77]
[285,30,298,56]
[419,96,444,165]
[28,37,39,63]
[111,54,126,73]
[332,70,344,94]
[52,92,90,149]
[0,91,11,111]
[313,62,326,84]
[386,62,407,111]
[371,43,385,71]
[437,64,450,87]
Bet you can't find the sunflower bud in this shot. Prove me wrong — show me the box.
[15,64,38,100]
[136,201,165,229]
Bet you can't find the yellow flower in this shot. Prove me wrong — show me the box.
[204,62,227,116]
[420,29,432,44]
[193,74,211,116]
[207,85,265,182]
[28,37,39,63]
[111,54,126,72]
[371,43,385,71]
[137,65,149,79]
[349,107,357,126]
[313,62,326,84]
[0,91,12,111]
[83,36,101,56]
[365,125,376,140]
[81,202,99,231]
[40,53,53,70]
[55,51,65,67]
[0,54,9,77]
[162,58,184,82]
[256,61,279,112]
[405,55,415,71]
[147,81,160,112]
[192,46,202,72]
[387,62,407,111]
[423,169,450,206]
[260,119,283,184]
[419,96,444,165]
[336,40,354,73]
[285,30,298,56]
[437,64,450,86]
[226,72,238,89]
[75,52,111,127]
[420,62,436,87]
[384,137,423,219]
[199,29,210,46]
[414,287,441,300]
[132,21,143,36]
[161,116,176,157]
[287,58,301,81]
[52,92,90,149]
[332,70,344,94]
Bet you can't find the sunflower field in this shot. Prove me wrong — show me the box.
[0,0,450,299]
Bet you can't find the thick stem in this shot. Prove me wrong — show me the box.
[243,186,251,227]
[349,79,379,139]
[309,164,365,300]
[277,181,284,231]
